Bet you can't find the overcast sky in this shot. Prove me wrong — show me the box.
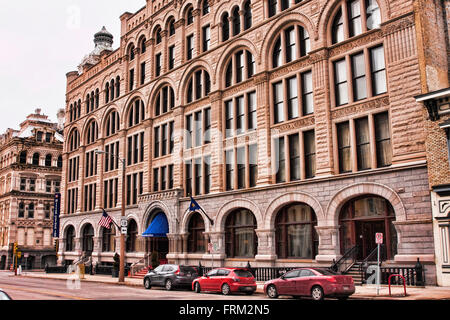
[0,0,145,132]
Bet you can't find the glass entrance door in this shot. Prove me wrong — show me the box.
[355,220,385,260]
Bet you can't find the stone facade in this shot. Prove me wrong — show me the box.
[59,0,444,284]
[0,109,64,270]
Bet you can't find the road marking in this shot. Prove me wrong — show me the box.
[0,284,92,300]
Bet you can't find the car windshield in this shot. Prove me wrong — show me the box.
[314,268,338,276]
[233,270,253,278]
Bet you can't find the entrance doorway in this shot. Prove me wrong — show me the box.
[143,211,169,266]
[339,196,397,261]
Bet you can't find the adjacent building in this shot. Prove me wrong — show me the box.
[59,0,447,284]
[0,109,64,270]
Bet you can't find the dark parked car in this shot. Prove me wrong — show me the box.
[264,268,355,300]
[192,268,256,295]
[0,289,12,300]
[143,264,198,291]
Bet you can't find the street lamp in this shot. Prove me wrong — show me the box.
[96,149,126,283]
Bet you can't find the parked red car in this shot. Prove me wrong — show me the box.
[264,268,355,300]
[192,268,257,295]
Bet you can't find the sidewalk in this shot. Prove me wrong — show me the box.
[9,271,450,300]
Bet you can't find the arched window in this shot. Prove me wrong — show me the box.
[105,83,110,103]
[32,153,40,166]
[202,0,210,15]
[188,212,205,253]
[105,110,120,137]
[95,89,99,108]
[128,99,145,127]
[186,69,211,104]
[19,151,27,164]
[168,18,176,36]
[272,25,310,69]
[232,7,240,36]
[222,13,230,42]
[331,0,381,44]
[128,44,135,61]
[110,79,115,100]
[225,50,255,88]
[186,7,194,25]
[82,224,94,252]
[77,100,81,119]
[57,155,63,168]
[155,85,175,116]
[45,154,52,167]
[86,93,91,113]
[69,104,73,122]
[85,121,98,145]
[68,129,80,152]
[139,36,147,53]
[225,209,257,258]
[244,0,252,30]
[102,225,116,252]
[275,203,318,259]
[90,91,95,111]
[115,76,120,98]
[126,219,138,252]
[65,226,75,252]
[154,26,162,44]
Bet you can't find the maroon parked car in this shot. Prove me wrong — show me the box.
[192,268,257,295]
[264,268,355,300]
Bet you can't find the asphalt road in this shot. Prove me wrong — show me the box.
[0,272,270,300]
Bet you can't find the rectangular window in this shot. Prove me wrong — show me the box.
[352,52,367,101]
[187,35,194,60]
[355,117,371,170]
[126,175,131,205]
[236,96,245,135]
[301,71,314,115]
[129,68,135,91]
[276,137,286,183]
[273,82,284,123]
[153,168,159,192]
[168,164,174,189]
[225,149,234,191]
[236,51,244,83]
[169,45,175,70]
[202,25,210,52]
[287,76,299,120]
[289,133,300,181]
[204,156,211,194]
[161,166,167,191]
[249,144,258,187]
[195,158,202,195]
[155,53,161,77]
[204,108,211,144]
[285,27,296,63]
[195,111,202,147]
[237,147,246,189]
[225,100,234,138]
[348,0,362,37]
[334,59,348,106]
[154,127,160,158]
[247,51,255,78]
[186,115,193,149]
[370,46,387,95]
[248,92,257,131]
[140,132,145,162]
[185,160,192,196]
[127,136,133,165]
[337,122,351,173]
[162,124,168,156]
[374,112,392,167]
[140,62,146,85]
[195,70,202,100]
[304,130,316,178]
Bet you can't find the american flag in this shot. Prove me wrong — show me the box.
[99,209,113,229]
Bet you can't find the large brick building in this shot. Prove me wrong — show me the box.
[59,0,447,284]
[0,109,64,270]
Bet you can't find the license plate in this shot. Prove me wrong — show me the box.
[343,286,350,290]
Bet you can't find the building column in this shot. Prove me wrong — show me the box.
[315,226,341,263]
[255,229,276,265]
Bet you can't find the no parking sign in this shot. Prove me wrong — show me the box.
[376,233,383,244]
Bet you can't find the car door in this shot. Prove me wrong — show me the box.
[204,269,218,291]
[149,265,164,285]
[277,270,300,295]
[161,265,175,284]
[296,269,316,296]
[216,269,231,291]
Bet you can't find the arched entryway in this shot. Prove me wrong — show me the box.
[102,225,116,252]
[143,211,169,264]
[126,219,138,252]
[275,203,318,259]
[65,226,75,252]
[187,212,206,253]
[81,224,94,254]
[339,196,397,260]
[225,208,257,258]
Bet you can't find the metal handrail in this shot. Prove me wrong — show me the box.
[330,245,359,274]
[130,254,149,276]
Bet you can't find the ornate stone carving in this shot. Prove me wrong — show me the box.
[331,95,390,119]
[381,13,415,37]
[328,30,382,57]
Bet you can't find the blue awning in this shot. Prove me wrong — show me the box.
[142,212,169,237]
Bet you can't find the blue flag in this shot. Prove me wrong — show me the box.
[189,196,202,212]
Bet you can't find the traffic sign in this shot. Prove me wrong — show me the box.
[120,218,128,228]
[375,233,383,244]
[121,226,128,235]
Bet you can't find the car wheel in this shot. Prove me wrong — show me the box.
[165,279,173,291]
[221,283,231,296]
[144,278,152,290]
[267,285,279,299]
[311,286,324,301]
[194,282,201,293]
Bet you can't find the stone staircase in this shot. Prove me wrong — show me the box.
[129,266,150,279]
[345,263,364,286]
